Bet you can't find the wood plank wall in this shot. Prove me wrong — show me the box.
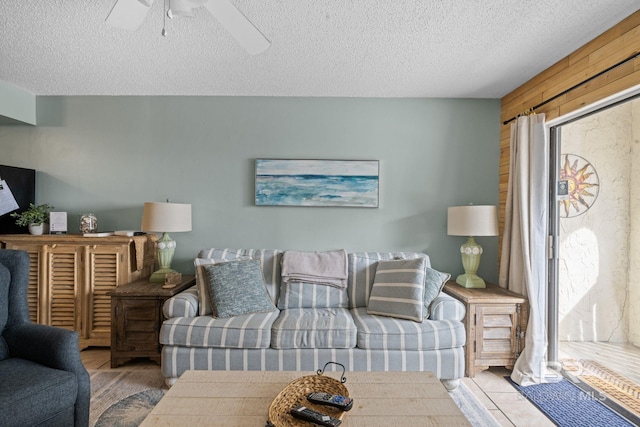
[498,10,640,261]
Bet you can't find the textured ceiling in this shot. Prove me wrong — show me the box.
[1,1,638,97]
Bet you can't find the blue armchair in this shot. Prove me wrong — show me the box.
[0,249,90,427]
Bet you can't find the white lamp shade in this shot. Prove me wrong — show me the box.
[447,205,498,236]
[141,202,192,233]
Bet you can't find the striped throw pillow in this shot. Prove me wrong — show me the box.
[366,257,427,322]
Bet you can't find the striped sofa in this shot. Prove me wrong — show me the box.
[160,248,466,390]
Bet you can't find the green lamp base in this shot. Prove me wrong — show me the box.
[149,231,177,283]
[456,273,486,288]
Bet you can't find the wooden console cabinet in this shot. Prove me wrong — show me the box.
[0,234,156,348]
[108,275,195,368]
[443,281,528,377]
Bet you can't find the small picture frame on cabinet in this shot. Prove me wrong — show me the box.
[49,211,67,234]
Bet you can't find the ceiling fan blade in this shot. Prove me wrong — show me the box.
[106,0,155,31]
[203,0,270,55]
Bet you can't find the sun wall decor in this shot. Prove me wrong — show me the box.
[558,154,600,218]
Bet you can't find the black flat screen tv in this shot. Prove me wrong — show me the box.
[0,164,36,234]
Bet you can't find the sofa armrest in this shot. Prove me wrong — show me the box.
[429,293,465,321]
[163,285,199,318]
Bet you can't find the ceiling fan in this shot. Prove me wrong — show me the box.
[106,0,270,55]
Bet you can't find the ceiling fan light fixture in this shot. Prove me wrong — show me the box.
[203,0,270,55]
[106,0,270,55]
[169,0,197,17]
[107,0,154,31]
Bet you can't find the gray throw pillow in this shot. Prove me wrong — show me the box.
[367,257,427,322]
[204,259,276,318]
[424,267,451,319]
[195,256,251,316]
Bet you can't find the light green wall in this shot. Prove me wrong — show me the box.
[0,96,500,281]
[0,81,36,125]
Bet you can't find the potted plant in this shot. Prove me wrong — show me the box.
[11,203,55,235]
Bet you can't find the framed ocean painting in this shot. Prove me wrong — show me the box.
[255,159,379,207]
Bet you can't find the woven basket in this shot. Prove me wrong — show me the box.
[268,362,350,426]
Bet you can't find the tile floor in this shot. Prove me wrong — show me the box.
[462,367,555,426]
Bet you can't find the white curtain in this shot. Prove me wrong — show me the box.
[499,113,549,386]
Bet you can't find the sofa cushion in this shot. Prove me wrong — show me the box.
[423,267,451,318]
[348,252,430,308]
[196,248,282,315]
[0,358,77,426]
[367,257,428,322]
[277,281,348,309]
[271,308,357,349]
[160,310,280,349]
[351,307,465,351]
[204,260,277,318]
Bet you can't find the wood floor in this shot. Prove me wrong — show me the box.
[81,348,553,426]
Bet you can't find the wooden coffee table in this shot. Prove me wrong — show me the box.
[141,370,470,426]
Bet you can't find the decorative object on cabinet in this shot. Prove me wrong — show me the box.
[255,159,380,207]
[49,211,67,234]
[10,203,54,235]
[79,213,98,233]
[447,205,498,288]
[108,275,195,368]
[443,281,528,377]
[141,201,192,282]
[0,233,157,348]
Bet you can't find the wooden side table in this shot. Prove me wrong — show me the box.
[108,275,195,368]
[443,281,528,377]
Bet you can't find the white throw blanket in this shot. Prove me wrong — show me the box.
[281,249,348,289]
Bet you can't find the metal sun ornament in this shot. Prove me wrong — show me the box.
[559,154,600,218]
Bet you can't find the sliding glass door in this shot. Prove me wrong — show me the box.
[548,97,640,381]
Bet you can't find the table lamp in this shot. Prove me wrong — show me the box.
[447,205,498,288]
[141,201,192,282]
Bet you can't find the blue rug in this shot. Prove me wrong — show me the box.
[508,377,636,426]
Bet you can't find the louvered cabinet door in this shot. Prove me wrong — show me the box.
[84,244,126,347]
[2,242,44,323]
[45,245,83,331]
[475,305,520,362]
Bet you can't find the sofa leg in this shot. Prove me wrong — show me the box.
[441,379,460,391]
[165,377,178,388]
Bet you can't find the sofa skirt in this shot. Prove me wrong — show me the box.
[161,345,465,383]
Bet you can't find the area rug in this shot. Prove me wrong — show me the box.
[89,369,166,427]
[508,377,637,427]
[449,382,502,427]
[95,389,165,427]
